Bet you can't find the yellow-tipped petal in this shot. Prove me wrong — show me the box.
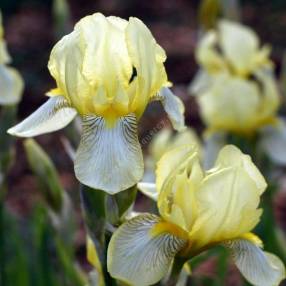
[74,114,143,194]
[107,214,186,286]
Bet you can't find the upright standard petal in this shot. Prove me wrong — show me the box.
[0,65,23,105]
[156,145,199,191]
[158,87,185,131]
[74,114,143,194]
[107,214,187,286]
[219,20,259,75]
[195,31,226,73]
[126,17,168,118]
[213,145,267,194]
[190,147,265,248]
[224,238,285,286]
[8,96,77,137]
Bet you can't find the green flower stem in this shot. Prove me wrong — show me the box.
[166,257,187,286]
[24,139,64,213]
[80,185,137,285]
[221,0,241,21]
[80,186,116,285]
[52,0,71,38]
[215,247,229,286]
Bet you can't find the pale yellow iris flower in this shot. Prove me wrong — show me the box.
[0,11,23,105]
[107,145,285,286]
[8,13,185,194]
[150,128,202,164]
[141,127,202,188]
[190,20,280,135]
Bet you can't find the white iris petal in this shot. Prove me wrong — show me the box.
[7,96,77,137]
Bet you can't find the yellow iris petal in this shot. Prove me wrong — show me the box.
[198,73,279,134]
[156,145,266,253]
[193,20,280,135]
[48,13,168,121]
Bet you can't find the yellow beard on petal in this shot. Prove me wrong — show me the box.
[149,221,189,241]
[240,232,263,248]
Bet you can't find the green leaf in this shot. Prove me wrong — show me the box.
[80,185,138,286]
[80,186,107,262]
[0,106,17,175]
[113,185,137,221]
[52,0,71,38]
[24,139,64,212]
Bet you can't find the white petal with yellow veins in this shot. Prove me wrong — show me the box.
[8,96,77,137]
[74,114,143,194]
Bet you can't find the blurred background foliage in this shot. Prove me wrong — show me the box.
[1,0,286,285]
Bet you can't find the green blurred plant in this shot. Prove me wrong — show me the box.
[53,0,71,38]
[80,184,137,285]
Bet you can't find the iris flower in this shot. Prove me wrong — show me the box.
[190,20,280,135]
[0,11,23,105]
[8,13,184,194]
[142,127,201,184]
[189,20,286,166]
[107,145,285,286]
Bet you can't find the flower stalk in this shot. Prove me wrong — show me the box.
[166,257,188,286]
